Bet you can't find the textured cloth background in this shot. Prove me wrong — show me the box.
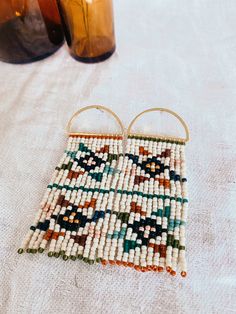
[0,0,236,313]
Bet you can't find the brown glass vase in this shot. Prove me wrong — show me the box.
[0,0,64,64]
[57,0,116,63]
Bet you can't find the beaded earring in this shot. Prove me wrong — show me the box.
[114,108,190,277]
[18,105,125,264]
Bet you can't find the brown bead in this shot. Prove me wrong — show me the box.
[134,175,140,185]
[57,195,65,206]
[154,244,160,253]
[62,200,69,208]
[84,201,90,208]
[52,232,59,240]
[72,172,79,179]
[139,176,144,183]
[165,149,171,157]
[75,235,80,243]
[139,146,144,154]
[164,180,170,188]
[104,145,109,153]
[80,235,87,246]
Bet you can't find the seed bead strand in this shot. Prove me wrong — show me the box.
[104,146,121,264]
[170,143,181,276]
[153,141,162,271]
[179,144,188,277]
[146,139,156,270]
[132,138,144,270]
[101,145,126,265]
[166,142,176,272]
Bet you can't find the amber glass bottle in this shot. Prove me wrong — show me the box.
[57,0,116,63]
[0,0,64,64]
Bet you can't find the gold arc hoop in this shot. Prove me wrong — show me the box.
[127,108,190,143]
[66,105,125,136]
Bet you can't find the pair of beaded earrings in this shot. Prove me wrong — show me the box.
[18,105,190,277]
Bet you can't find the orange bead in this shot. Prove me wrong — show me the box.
[166,266,172,272]
[134,265,141,271]
[101,260,108,266]
[116,260,122,266]
[127,262,134,268]
[122,261,128,267]
[181,271,187,278]
[158,266,164,272]
[109,260,116,265]
[170,270,176,276]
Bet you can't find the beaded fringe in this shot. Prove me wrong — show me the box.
[18,135,188,277]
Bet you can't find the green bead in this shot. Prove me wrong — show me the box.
[63,255,69,261]
[77,254,83,260]
[26,248,31,253]
[70,256,76,261]
[32,249,37,254]
[173,240,179,249]
[83,257,89,263]
[60,250,65,256]
[88,259,94,265]
[38,248,44,253]
[96,258,102,263]
[48,251,54,257]
[17,248,24,254]
[54,252,60,258]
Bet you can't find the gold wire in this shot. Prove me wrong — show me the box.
[127,108,190,143]
[66,105,125,137]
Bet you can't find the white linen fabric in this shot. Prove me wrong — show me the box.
[0,0,235,313]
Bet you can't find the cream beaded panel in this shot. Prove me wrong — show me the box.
[18,133,188,277]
